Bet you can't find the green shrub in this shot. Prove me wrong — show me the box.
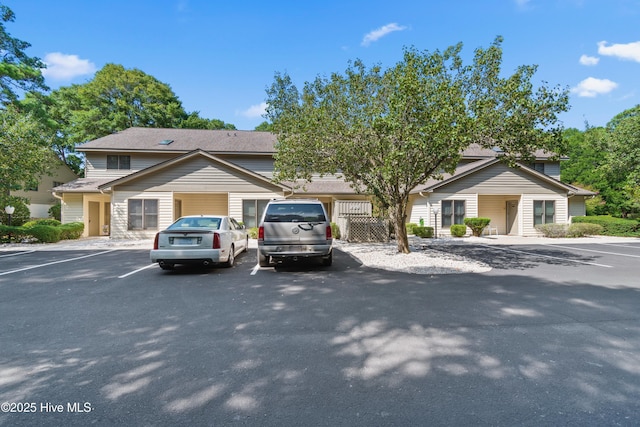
[0,225,29,243]
[48,203,62,221]
[59,222,84,240]
[23,218,62,228]
[450,224,467,237]
[567,223,603,237]
[406,223,418,235]
[0,198,30,226]
[247,227,259,239]
[330,222,341,240]
[463,217,491,237]
[412,226,434,238]
[535,223,568,238]
[572,216,640,236]
[27,225,62,243]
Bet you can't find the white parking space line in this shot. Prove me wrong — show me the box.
[0,250,35,258]
[545,244,640,259]
[0,250,116,276]
[250,264,261,275]
[481,245,612,268]
[598,243,640,250]
[118,263,157,278]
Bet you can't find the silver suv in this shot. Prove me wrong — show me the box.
[257,199,333,267]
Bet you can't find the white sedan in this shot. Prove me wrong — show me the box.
[150,215,248,270]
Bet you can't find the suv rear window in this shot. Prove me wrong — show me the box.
[263,203,326,223]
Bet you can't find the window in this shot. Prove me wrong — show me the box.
[441,200,465,227]
[107,155,131,170]
[128,199,158,230]
[530,163,545,173]
[242,199,269,228]
[533,200,555,225]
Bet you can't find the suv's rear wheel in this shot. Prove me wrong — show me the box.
[322,251,333,267]
[258,252,270,267]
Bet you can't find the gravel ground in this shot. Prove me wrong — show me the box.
[335,237,492,275]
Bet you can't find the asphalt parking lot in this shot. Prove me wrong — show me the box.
[1,241,640,426]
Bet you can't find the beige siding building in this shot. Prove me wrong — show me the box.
[53,127,594,239]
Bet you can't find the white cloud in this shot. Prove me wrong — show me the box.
[239,102,267,118]
[579,54,599,66]
[41,52,96,80]
[597,40,640,62]
[571,77,618,97]
[361,23,407,47]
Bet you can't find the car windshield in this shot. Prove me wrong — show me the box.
[264,204,326,222]
[168,217,221,230]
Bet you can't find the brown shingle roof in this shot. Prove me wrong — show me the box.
[77,127,277,154]
[77,128,556,159]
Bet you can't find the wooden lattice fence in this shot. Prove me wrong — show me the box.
[342,216,390,243]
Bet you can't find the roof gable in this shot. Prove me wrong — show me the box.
[97,149,290,192]
[416,159,595,196]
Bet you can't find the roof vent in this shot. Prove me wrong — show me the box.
[159,139,174,145]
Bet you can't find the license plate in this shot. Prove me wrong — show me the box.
[173,237,196,245]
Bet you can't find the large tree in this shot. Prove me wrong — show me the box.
[0,105,53,196]
[266,37,569,253]
[0,3,47,105]
[64,63,187,142]
[602,105,640,216]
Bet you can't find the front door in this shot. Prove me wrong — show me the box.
[88,201,100,236]
[506,200,519,235]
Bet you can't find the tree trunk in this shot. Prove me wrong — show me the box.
[389,199,410,254]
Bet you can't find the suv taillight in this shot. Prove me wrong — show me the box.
[326,225,332,240]
[258,226,264,241]
[213,233,221,249]
[153,233,159,250]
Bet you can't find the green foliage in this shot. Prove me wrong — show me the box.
[330,222,341,240]
[0,4,48,105]
[247,227,259,239]
[450,224,467,237]
[0,106,54,196]
[59,222,84,240]
[0,221,84,243]
[567,223,603,237]
[25,224,61,243]
[48,202,61,221]
[535,222,604,238]
[406,223,418,235]
[463,217,491,237]
[178,111,236,130]
[0,225,28,242]
[254,121,273,131]
[413,226,434,238]
[266,37,568,253]
[572,216,640,236]
[562,107,640,218]
[535,223,569,238]
[23,218,61,228]
[0,197,30,226]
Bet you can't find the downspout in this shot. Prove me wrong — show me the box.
[419,191,432,226]
[567,191,575,223]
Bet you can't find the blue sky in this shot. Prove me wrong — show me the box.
[8,0,640,131]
